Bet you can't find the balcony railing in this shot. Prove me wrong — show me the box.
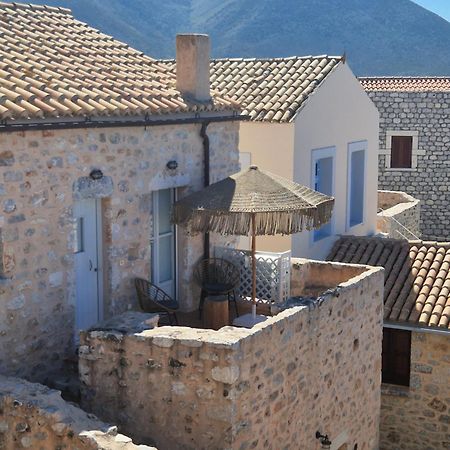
[214,247,291,305]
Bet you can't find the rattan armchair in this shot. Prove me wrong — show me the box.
[134,278,179,325]
[193,258,240,318]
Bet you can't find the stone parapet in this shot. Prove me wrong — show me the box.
[0,375,156,449]
[377,189,421,239]
[80,259,384,450]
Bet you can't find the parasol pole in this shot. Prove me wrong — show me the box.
[251,213,257,318]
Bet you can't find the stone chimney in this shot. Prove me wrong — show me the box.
[176,34,211,102]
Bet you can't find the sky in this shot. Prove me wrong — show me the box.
[412,0,450,21]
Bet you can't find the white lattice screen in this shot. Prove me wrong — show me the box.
[214,247,291,304]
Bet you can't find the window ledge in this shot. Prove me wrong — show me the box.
[346,222,364,232]
[313,234,332,243]
[381,383,411,397]
[384,168,417,172]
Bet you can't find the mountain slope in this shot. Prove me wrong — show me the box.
[4,0,450,75]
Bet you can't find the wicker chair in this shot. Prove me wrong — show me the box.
[134,278,179,325]
[193,258,240,318]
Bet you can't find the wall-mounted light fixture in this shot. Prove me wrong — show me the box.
[166,160,178,170]
[89,169,104,180]
[316,431,332,449]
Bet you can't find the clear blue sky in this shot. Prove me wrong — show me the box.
[412,0,450,21]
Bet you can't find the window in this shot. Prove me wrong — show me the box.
[311,147,335,241]
[391,136,412,168]
[382,328,411,386]
[151,189,177,298]
[383,130,422,170]
[347,142,366,229]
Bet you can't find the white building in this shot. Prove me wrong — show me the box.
[207,56,380,259]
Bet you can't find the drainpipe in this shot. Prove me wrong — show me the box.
[200,121,210,260]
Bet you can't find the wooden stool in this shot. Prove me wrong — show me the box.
[204,295,229,330]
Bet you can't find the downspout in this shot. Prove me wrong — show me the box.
[200,121,210,260]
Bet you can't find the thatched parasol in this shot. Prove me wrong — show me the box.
[172,166,334,317]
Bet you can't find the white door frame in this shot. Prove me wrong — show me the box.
[94,199,104,321]
[151,188,177,297]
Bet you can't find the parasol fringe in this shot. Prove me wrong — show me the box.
[173,200,334,236]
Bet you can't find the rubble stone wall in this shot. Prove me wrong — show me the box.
[80,260,384,450]
[380,331,450,450]
[367,91,450,240]
[0,375,156,450]
[0,121,239,382]
[377,190,421,239]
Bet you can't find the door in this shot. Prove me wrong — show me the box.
[151,189,176,297]
[74,198,102,331]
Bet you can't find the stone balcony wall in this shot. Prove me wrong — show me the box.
[79,259,384,450]
[377,190,421,239]
[0,375,156,450]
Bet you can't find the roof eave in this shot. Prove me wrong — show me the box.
[0,110,249,133]
[384,320,450,335]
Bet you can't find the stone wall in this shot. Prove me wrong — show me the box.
[377,190,421,239]
[79,259,384,450]
[0,121,239,382]
[0,375,156,449]
[367,91,450,241]
[380,331,450,450]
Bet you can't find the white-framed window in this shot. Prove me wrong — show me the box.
[347,141,366,230]
[381,130,423,170]
[311,146,335,241]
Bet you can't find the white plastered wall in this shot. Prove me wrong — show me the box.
[238,121,295,251]
[292,62,379,259]
[236,63,378,258]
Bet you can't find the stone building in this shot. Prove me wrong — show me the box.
[360,77,450,241]
[329,236,450,450]
[0,3,241,383]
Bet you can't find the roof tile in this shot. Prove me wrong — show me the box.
[360,76,450,92]
[328,236,450,330]
[163,56,342,122]
[0,2,239,121]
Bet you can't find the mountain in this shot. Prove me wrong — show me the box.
[4,0,450,75]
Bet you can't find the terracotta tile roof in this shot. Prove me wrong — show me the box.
[0,2,238,122]
[360,77,450,92]
[163,56,342,122]
[328,236,450,330]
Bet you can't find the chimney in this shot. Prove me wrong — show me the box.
[176,34,211,102]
